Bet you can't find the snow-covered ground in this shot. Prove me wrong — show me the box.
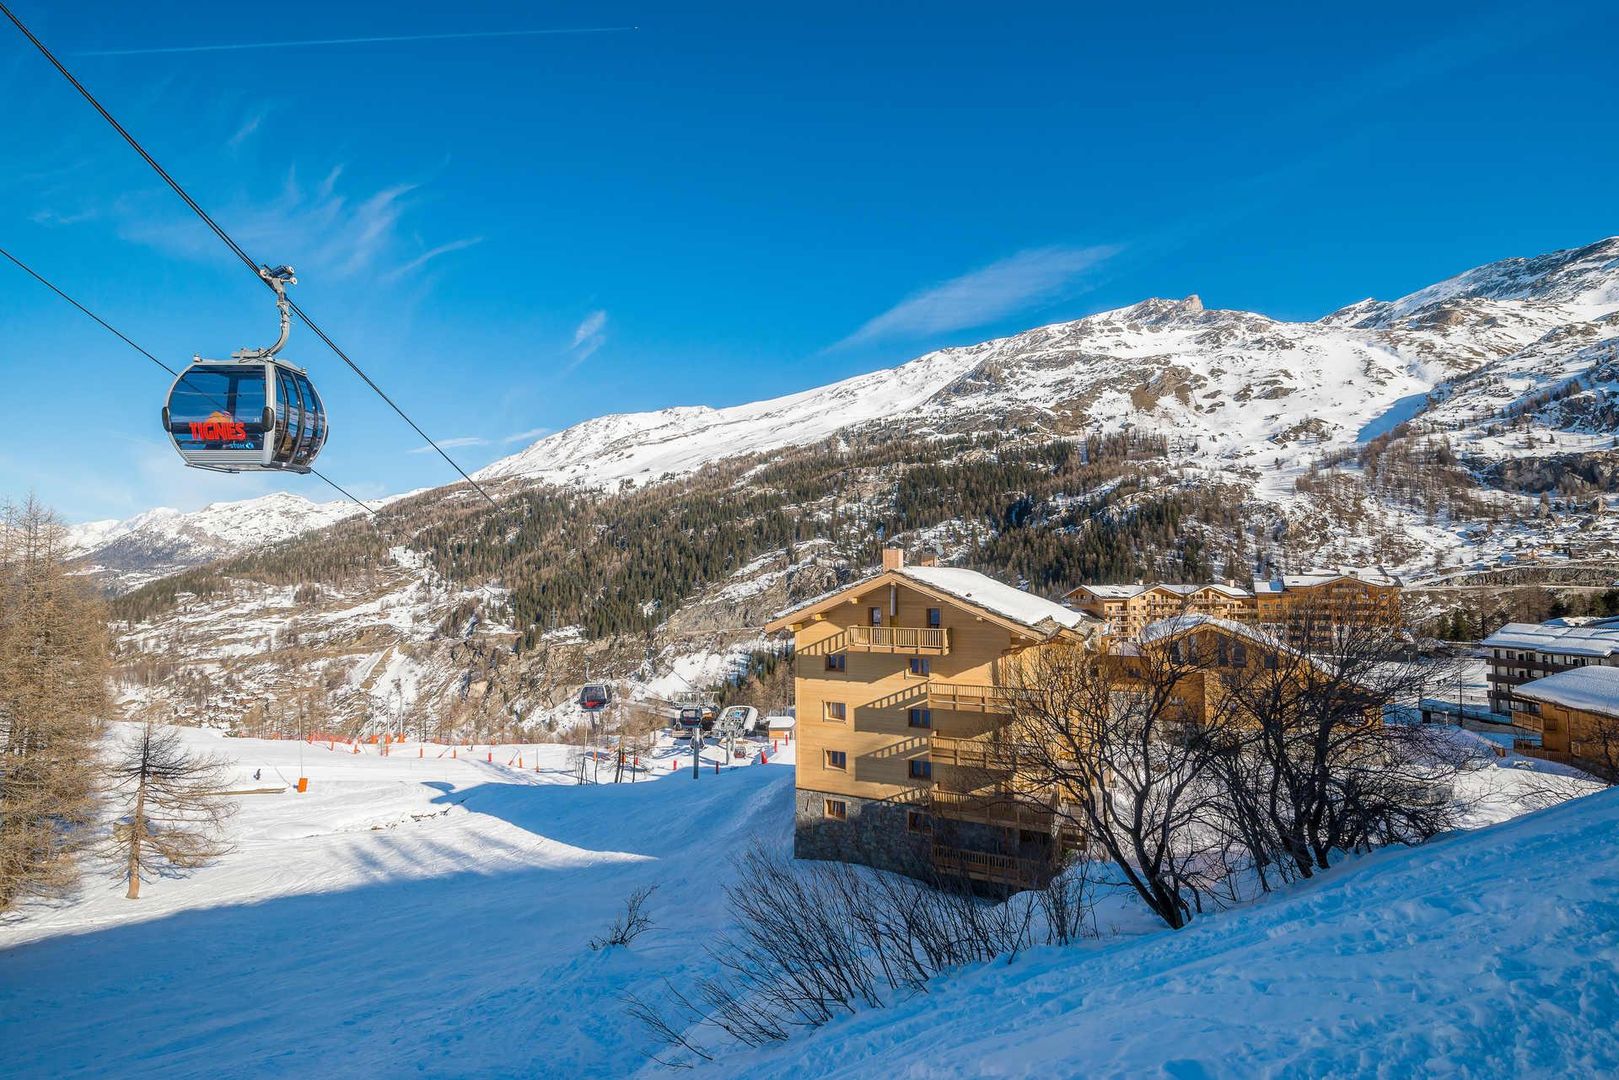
[0,725,794,1079]
[714,780,1619,1079]
[3,720,1610,1079]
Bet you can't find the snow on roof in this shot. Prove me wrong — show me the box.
[1071,584,1146,600]
[1071,582,1253,600]
[1514,666,1619,717]
[896,565,1096,635]
[1483,622,1619,658]
[1132,613,1338,672]
[1252,570,1399,593]
[1137,613,1285,648]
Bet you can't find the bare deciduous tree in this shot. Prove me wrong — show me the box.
[1004,639,1244,929]
[107,723,235,899]
[0,496,107,912]
[1217,612,1470,879]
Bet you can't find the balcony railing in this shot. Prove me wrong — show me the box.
[930,733,1034,771]
[844,625,951,654]
[925,682,1014,714]
[930,843,1049,889]
[929,787,1056,830]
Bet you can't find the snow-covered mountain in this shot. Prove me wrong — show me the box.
[66,492,374,590]
[68,236,1619,599]
[476,237,1619,494]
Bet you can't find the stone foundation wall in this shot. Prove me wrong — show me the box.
[793,788,932,879]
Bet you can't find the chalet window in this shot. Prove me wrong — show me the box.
[909,759,932,781]
[824,701,847,722]
[824,798,847,819]
[1263,654,1278,670]
[824,749,848,770]
[1231,643,1247,668]
[869,606,883,626]
[907,810,932,833]
[825,653,846,672]
[927,607,943,628]
[909,657,931,677]
[908,707,932,729]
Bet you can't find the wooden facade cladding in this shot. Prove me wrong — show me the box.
[782,577,1032,803]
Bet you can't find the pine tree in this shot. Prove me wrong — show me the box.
[107,723,234,900]
[0,496,107,911]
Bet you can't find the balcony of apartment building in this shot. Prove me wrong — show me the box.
[924,681,1014,714]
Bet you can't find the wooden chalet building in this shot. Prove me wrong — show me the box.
[1506,664,1619,778]
[765,548,1103,889]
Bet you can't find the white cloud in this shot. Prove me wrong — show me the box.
[561,310,608,375]
[383,236,484,282]
[115,166,426,280]
[834,245,1122,349]
[572,310,607,347]
[227,108,268,149]
[408,436,489,454]
[502,427,551,444]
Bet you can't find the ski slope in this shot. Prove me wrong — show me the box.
[0,726,794,1079]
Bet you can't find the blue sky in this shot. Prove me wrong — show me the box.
[0,1,1615,522]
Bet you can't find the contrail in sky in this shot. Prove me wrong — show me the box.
[76,26,638,57]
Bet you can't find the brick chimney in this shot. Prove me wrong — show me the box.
[882,546,905,571]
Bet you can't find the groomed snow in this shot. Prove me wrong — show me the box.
[0,725,795,1079]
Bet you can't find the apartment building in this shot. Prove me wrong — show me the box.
[1251,572,1402,631]
[1065,582,1253,637]
[1066,572,1400,645]
[764,549,1103,889]
[1481,618,1619,715]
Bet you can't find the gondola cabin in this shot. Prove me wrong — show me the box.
[578,684,612,712]
[162,357,327,473]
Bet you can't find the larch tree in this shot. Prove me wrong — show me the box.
[0,496,108,912]
[108,722,235,899]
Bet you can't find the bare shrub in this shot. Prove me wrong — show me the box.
[627,843,1092,1066]
[590,884,658,950]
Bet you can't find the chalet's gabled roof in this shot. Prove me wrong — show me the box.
[765,564,1100,641]
[1125,613,1335,673]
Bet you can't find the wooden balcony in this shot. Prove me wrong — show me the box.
[925,682,1014,714]
[930,733,1032,771]
[929,787,1056,831]
[930,843,1049,889]
[844,625,951,654]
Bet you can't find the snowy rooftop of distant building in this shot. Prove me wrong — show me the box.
[1514,666,1619,717]
[1069,582,1252,600]
[1483,621,1619,657]
[1252,570,1399,593]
